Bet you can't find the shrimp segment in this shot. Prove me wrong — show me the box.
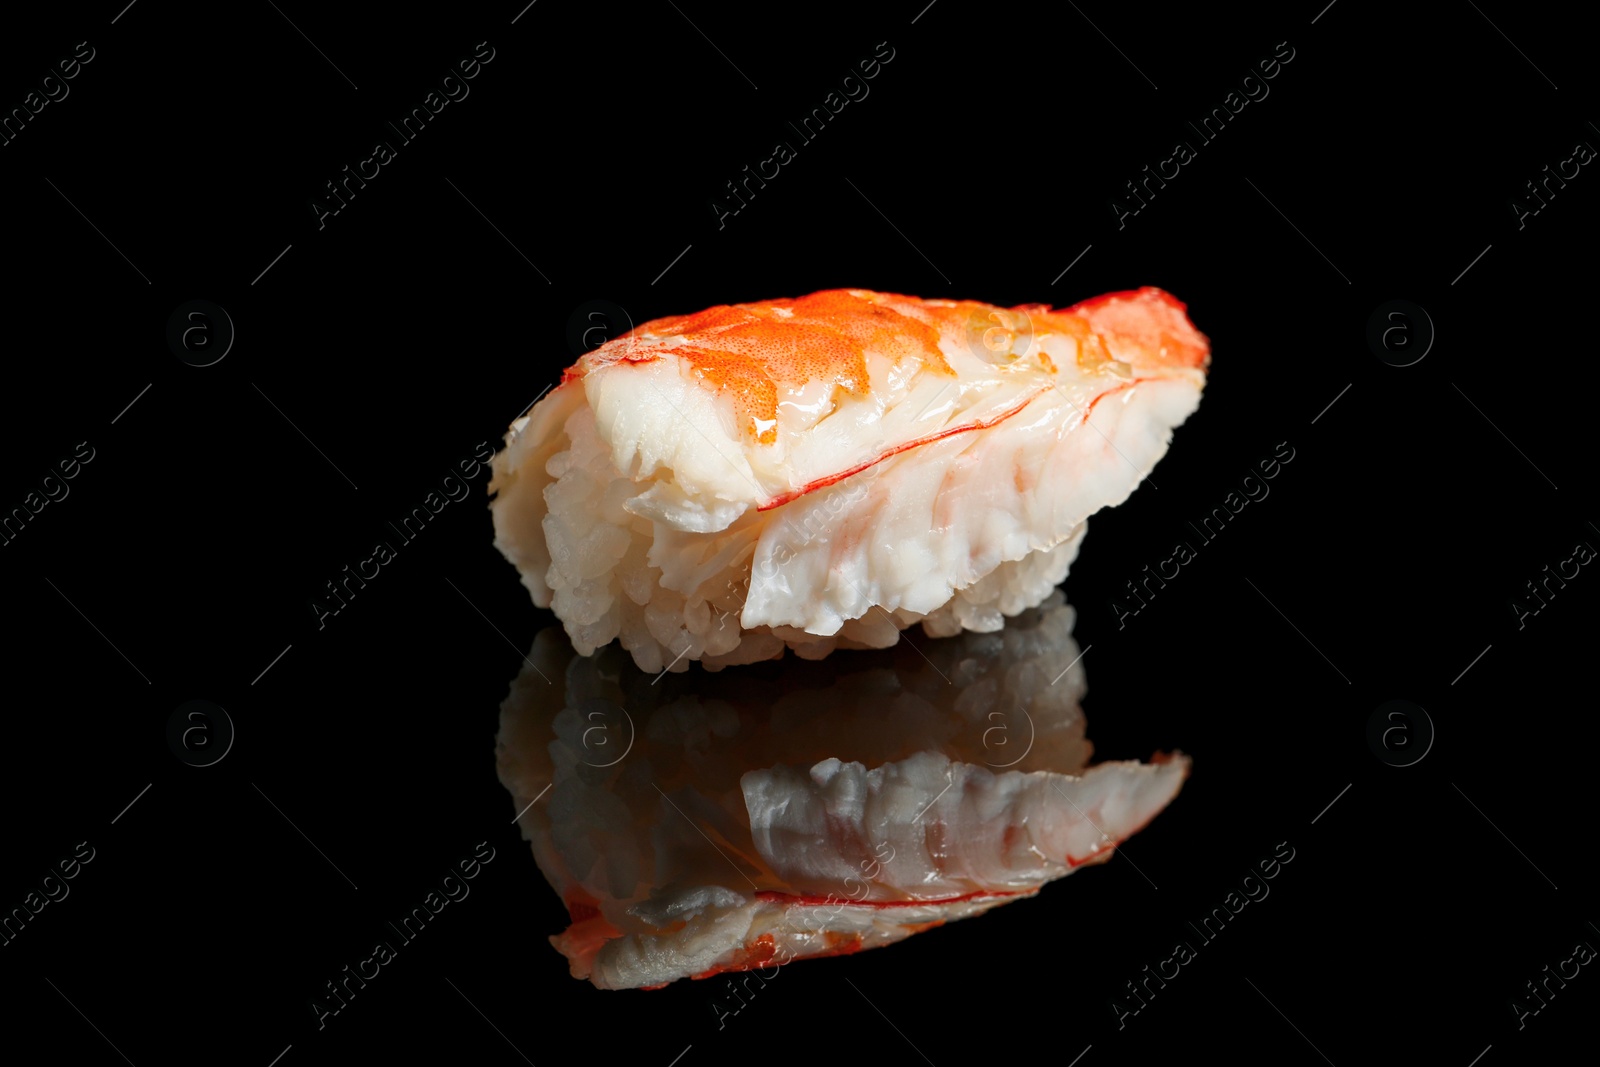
[492,287,1209,672]
[495,594,1188,990]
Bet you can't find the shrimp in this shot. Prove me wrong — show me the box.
[495,592,1189,989]
[490,287,1209,672]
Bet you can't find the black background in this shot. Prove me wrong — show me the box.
[2,2,1596,1064]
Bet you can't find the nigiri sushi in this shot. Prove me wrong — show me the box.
[490,287,1208,672]
[494,592,1188,990]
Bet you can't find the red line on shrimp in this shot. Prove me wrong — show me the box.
[757,377,1153,511]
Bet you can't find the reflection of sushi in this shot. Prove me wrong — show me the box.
[491,287,1208,672]
[495,593,1188,990]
